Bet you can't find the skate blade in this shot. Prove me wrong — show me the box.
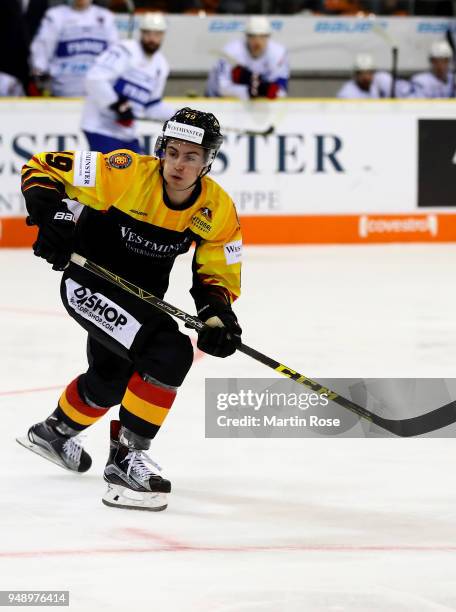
[102,483,168,512]
[16,436,69,472]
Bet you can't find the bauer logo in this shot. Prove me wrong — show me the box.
[224,239,242,265]
[208,19,283,32]
[358,215,438,238]
[73,151,97,187]
[65,279,141,349]
[314,20,388,33]
[164,121,204,144]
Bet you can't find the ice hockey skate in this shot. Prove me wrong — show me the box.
[16,417,92,473]
[102,420,171,512]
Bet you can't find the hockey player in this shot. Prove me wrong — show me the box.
[30,0,118,97]
[409,41,454,98]
[337,53,411,98]
[18,108,242,512]
[0,72,25,97]
[206,15,289,100]
[81,12,175,154]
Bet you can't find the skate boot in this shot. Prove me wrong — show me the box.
[102,420,170,511]
[16,415,92,473]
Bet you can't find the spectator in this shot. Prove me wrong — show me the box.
[377,0,410,15]
[81,12,175,153]
[337,53,410,98]
[321,0,365,15]
[0,0,29,92]
[206,15,289,99]
[409,41,454,97]
[29,0,118,96]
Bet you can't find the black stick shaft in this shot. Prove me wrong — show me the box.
[390,47,398,98]
[124,0,135,40]
[137,118,274,138]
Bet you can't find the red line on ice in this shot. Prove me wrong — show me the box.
[1,338,204,397]
[0,306,66,317]
[1,544,456,559]
[122,527,191,550]
[0,385,65,397]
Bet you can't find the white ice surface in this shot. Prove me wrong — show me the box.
[1,245,456,611]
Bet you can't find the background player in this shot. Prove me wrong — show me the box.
[206,15,289,100]
[409,40,454,97]
[0,71,25,96]
[29,0,118,97]
[18,108,242,512]
[81,12,175,154]
[337,53,411,98]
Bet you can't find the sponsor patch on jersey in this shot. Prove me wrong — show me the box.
[164,121,204,144]
[108,152,132,169]
[191,215,211,233]
[65,279,141,349]
[73,151,97,187]
[224,239,242,265]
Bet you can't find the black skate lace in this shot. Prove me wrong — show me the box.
[123,451,161,481]
[62,437,83,464]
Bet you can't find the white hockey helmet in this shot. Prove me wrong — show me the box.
[429,40,452,59]
[354,53,375,71]
[139,12,167,32]
[245,16,272,36]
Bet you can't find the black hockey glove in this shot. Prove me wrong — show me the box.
[197,303,242,358]
[109,96,135,126]
[231,65,253,85]
[28,209,75,271]
[231,66,268,99]
[247,75,280,99]
[256,80,280,99]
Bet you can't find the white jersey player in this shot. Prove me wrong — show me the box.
[337,54,411,99]
[409,41,454,98]
[81,12,175,154]
[30,0,118,97]
[0,72,24,97]
[206,16,289,100]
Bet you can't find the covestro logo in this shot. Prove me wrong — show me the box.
[359,215,438,238]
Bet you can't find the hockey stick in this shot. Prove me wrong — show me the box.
[124,0,135,40]
[222,124,274,137]
[69,253,456,437]
[371,22,399,98]
[445,29,456,98]
[137,118,274,138]
[390,47,398,98]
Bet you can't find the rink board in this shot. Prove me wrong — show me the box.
[1,98,456,245]
[3,213,456,247]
